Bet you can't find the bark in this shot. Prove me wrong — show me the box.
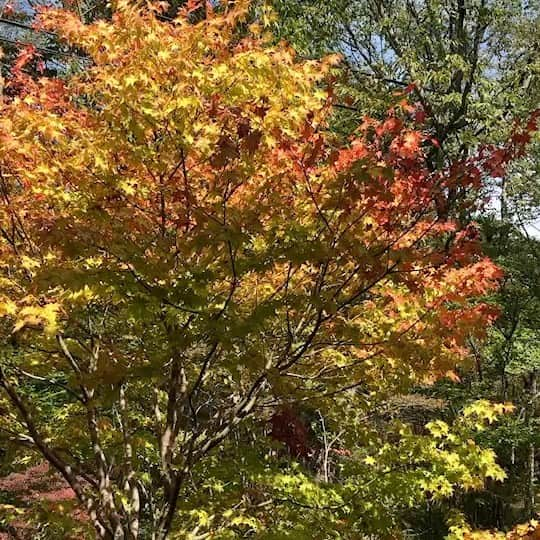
[526,371,537,518]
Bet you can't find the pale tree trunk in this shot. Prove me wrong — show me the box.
[526,371,537,518]
[527,442,536,518]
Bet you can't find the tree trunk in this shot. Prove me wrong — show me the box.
[527,442,536,518]
[526,371,537,518]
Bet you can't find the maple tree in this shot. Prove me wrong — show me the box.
[268,1,540,532]
[0,1,526,538]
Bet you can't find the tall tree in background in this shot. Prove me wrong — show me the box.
[271,0,540,151]
[270,0,540,222]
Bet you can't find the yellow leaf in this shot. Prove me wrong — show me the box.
[13,303,61,335]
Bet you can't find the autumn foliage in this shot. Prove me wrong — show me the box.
[0,1,524,538]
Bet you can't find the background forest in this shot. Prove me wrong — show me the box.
[0,0,539,538]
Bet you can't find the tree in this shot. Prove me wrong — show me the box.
[265,1,540,531]
[460,223,540,528]
[0,2,517,538]
[269,0,540,230]
[270,0,540,152]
